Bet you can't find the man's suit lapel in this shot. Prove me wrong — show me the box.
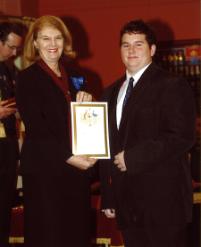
[108,77,124,153]
[119,64,155,148]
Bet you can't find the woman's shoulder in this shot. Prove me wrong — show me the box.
[19,62,40,77]
[17,63,44,90]
[18,63,48,86]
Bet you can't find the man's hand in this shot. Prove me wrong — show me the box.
[66,155,97,170]
[114,151,127,172]
[76,91,92,102]
[0,99,16,119]
[102,209,116,218]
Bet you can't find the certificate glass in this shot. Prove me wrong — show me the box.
[71,102,110,159]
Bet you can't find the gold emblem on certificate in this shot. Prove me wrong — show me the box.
[71,102,110,159]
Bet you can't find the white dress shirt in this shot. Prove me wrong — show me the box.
[116,63,151,129]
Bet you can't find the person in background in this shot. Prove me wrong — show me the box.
[16,15,96,247]
[0,21,24,247]
[99,19,196,247]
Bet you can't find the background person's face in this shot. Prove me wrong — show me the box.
[120,33,156,74]
[34,26,64,66]
[0,32,22,61]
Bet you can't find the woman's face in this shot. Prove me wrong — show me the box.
[34,26,64,65]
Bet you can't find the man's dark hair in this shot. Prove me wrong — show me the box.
[0,21,26,43]
[120,19,157,47]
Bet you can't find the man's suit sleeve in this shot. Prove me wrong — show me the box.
[124,77,196,175]
[99,159,115,209]
[99,86,116,209]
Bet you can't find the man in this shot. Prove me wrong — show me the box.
[99,20,196,247]
[0,21,24,247]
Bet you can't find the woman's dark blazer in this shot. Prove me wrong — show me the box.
[16,62,77,174]
[100,62,196,229]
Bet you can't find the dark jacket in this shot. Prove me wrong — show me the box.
[100,62,196,229]
[0,62,17,138]
[16,62,84,175]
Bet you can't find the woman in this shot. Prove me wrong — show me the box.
[16,15,96,247]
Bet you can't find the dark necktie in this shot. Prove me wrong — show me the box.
[122,77,134,108]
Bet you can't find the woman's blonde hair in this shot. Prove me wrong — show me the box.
[23,15,76,67]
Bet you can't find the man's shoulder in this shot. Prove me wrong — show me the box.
[101,75,125,101]
[106,75,125,90]
[0,62,8,75]
[147,62,169,77]
[0,62,5,69]
[148,63,186,84]
[148,63,192,98]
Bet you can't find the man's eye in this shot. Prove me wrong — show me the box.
[122,44,129,48]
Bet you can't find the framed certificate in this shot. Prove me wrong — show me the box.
[71,102,110,159]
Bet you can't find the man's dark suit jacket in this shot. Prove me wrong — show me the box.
[0,62,18,172]
[0,62,19,246]
[0,62,18,139]
[100,62,196,229]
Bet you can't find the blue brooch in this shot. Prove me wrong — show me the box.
[70,76,84,90]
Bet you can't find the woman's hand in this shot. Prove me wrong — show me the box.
[66,155,97,170]
[76,91,92,102]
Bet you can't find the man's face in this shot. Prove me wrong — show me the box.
[120,33,156,74]
[0,32,22,61]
